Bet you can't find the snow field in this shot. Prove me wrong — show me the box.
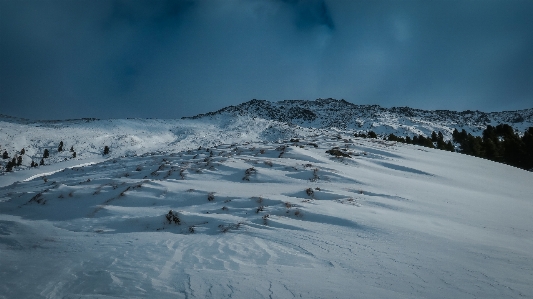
[1,121,532,298]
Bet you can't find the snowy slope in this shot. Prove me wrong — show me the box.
[1,118,532,298]
[0,116,326,181]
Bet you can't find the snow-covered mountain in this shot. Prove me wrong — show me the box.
[1,102,533,298]
[2,99,531,175]
[186,98,533,137]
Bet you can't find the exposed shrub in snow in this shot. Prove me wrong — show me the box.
[310,168,319,181]
[165,210,180,225]
[219,222,243,233]
[243,167,257,181]
[305,188,314,197]
[207,192,215,201]
[326,148,351,158]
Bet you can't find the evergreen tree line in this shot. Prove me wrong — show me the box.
[355,130,454,151]
[452,124,533,171]
[387,131,455,152]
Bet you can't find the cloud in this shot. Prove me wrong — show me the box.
[1,0,532,120]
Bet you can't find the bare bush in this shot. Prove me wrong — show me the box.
[310,168,319,181]
[219,222,243,233]
[207,192,215,201]
[326,148,351,158]
[165,210,181,225]
[243,167,257,181]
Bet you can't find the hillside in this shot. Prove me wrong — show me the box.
[0,103,533,298]
[1,99,532,176]
[1,128,532,298]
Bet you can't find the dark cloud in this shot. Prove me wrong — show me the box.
[280,0,335,30]
[0,0,532,120]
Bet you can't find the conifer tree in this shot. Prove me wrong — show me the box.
[17,156,22,166]
[43,149,49,158]
[103,146,110,155]
[431,131,438,142]
[445,141,455,152]
[6,159,14,172]
[58,141,64,152]
[70,146,74,152]
[20,148,25,155]
[40,158,45,166]
[2,150,8,159]
[72,151,76,158]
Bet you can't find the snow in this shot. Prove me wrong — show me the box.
[0,115,532,298]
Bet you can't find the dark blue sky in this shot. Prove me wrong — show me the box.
[1,0,532,120]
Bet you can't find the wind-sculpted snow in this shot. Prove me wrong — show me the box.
[1,131,532,298]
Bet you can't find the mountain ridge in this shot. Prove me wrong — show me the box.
[184,98,533,137]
